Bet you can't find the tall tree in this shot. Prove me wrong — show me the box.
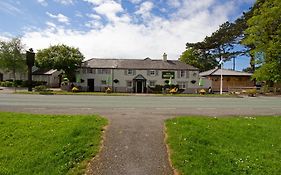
[179,47,218,72]
[36,44,84,81]
[180,7,257,72]
[0,37,26,80]
[243,0,281,84]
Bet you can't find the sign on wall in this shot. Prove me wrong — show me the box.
[162,71,175,79]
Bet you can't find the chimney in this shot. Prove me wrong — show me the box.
[163,53,167,62]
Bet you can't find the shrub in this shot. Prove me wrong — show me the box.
[0,81,14,87]
[34,85,48,92]
[246,89,257,97]
[14,80,23,87]
[105,87,112,93]
[22,80,47,87]
[199,89,206,95]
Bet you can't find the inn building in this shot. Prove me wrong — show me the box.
[78,54,200,93]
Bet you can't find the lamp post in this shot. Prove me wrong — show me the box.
[219,60,223,95]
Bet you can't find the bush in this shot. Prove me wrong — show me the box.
[0,81,14,87]
[14,80,23,87]
[34,85,48,92]
[199,89,206,95]
[22,81,47,87]
[105,87,112,93]
[246,89,257,97]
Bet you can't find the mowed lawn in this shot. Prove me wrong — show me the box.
[0,112,107,175]
[166,116,281,175]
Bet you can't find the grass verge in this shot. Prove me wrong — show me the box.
[0,112,107,175]
[165,116,281,175]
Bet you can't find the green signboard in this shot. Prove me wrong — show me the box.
[162,71,175,79]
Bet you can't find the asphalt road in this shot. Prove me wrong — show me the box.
[1,94,281,175]
[0,94,281,115]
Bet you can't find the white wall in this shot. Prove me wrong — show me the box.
[79,68,200,93]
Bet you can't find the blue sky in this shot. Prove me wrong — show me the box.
[0,0,255,70]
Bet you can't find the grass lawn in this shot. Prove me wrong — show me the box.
[0,112,107,175]
[165,116,281,175]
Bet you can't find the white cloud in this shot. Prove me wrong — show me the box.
[55,0,74,5]
[83,0,106,5]
[94,1,128,23]
[0,1,23,15]
[167,0,182,8]
[19,0,247,61]
[87,13,102,20]
[46,12,70,24]
[136,1,154,17]
[37,0,48,6]
[75,11,83,18]
[129,0,142,4]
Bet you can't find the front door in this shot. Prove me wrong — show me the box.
[136,80,143,93]
[87,79,95,92]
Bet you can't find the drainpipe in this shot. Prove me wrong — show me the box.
[111,69,112,92]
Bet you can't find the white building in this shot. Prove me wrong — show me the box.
[78,54,200,93]
[0,68,61,88]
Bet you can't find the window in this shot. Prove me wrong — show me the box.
[178,82,186,89]
[150,70,155,76]
[149,81,156,87]
[127,81,132,87]
[180,70,185,78]
[101,80,107,85]
[97,69,111,74]
[127,69,133,75]
[82,68,87,74]
[193,72,197,77]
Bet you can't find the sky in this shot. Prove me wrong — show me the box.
[0,0,256,71]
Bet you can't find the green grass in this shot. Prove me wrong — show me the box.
[0,112,107,175]
[165,116,281,175]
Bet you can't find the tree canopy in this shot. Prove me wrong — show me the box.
[0,37,26,79]
[179,47,218,72]
[36,44,84,81]
[179,7,255,72]
[243,0,281,83]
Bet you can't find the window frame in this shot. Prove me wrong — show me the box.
[127,69,133,75]
[180,70,185,78]
[150,70,156,76]
[126,80,132,87]
[178,82,186,89]
[101,80,107,85]
[149,80,156,87]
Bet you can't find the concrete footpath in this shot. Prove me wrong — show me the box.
[86,112,173,175]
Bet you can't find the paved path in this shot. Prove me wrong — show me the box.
[0,94,281,175]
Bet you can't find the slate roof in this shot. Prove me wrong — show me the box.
[199,68,253,77]
[82,58,198,70]
[32,68,58,75]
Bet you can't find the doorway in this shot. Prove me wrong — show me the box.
[133,74,147,93]
[87,79,95,92]
[136,80,143,93]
